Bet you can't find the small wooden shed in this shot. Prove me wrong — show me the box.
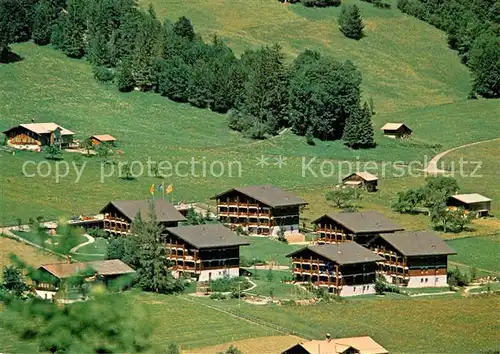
[447,193,492,217]
[90,134,117,146]
[342,172,378,192]
[381,123,412,138]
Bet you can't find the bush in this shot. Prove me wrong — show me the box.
[87,228,109,239]
[93,66,115,83]
[210,276,251,293]
[209,292,228,300]
[375,276,401,295]
[447,267,469,287]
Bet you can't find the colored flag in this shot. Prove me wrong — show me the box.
[166,184,173,194]
[157,183,163,192]
[149,184,155,195]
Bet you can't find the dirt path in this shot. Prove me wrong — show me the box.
[69,234,104,257]
[424,137,500,174]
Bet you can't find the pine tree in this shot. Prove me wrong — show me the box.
[156,56,191,101]
[61,0,87,58]
[88,30,110,67]
[339,4,364,40]
[342,106,363,148]
[132,10,162,90]
[116,58,135,92]
[32,0,55,45]
[173,16,195,41]
[132,205,185,294]
[358,101,375,148]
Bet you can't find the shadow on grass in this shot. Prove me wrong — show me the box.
[0,51,24,64]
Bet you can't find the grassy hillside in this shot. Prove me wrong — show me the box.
[140,0,471,114]
[0,1,498,228]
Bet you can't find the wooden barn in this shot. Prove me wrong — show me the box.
[282,335,388,354]
[447,193,492,217]
[3,123,74,147]
[90,134,117,146]
[212,185,307,236]
[369,231,456,288]
[313,211,404,246]
[287,243,383,297]
[165,223,250,282]
[100,199,186,235]
[342,172,378,192]
[380,123,412,138]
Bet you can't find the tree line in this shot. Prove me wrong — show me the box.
[0,0,374,148]
[397,0,500,98]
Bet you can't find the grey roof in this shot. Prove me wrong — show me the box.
[313,211,404,234]
[287,242,383,265]
[212,185,307,208]
[100,200,186,223]
[379,231,457,257]
[166,224,250,249]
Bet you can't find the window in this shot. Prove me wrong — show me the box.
[353,287,356,292]
[421,278,424,283]
[425,278,428,283]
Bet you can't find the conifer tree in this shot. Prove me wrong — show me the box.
[61,0,87,58]
[32,0,55,45]
[116,58,135,92]
[342,106,362,148]
[173,16,195,41]
[339,4,364,40]
[358,101,375,147]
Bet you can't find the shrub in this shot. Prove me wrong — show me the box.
[87,228,109,239]
[209,292,227,300]
[93,66,115,83]
[447,267,469,287]
[210,276,251,293]
[375,276,401,294]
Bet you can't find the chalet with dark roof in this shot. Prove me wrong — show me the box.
[212,185,307,236]
[370,231,456,288]
[313,211,404,246]
[100,200,186,235]
[165,224,250,282]
[287,243,383,296]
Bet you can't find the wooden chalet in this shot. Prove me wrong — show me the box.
[212,185,307,236]
[287,243,383,297]
[164,223,249,282]
[380,123,412,138]
[447,193,492,217]
[313,211,404,246]
[342,172,378,192]
[370,231,456,288]
[90,134,117,146]
[282,336,388,354]
[99,199,186,235]
[33,259,135,300]
[3,123,74,147]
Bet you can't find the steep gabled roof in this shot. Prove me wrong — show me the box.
[287,243,383,265]
[380,122,411,131]
[313,211,404,234]
[212,185,307,208]
[166,224,250,249]
[448,193,492,204]
[378,231,456,257]
[3,123,74,135]
[342,172,378,182]
[38,260,135,279]
[100,200,186,223]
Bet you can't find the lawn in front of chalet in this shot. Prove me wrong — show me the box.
[446,234,500,275]
[189,294,500,353]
